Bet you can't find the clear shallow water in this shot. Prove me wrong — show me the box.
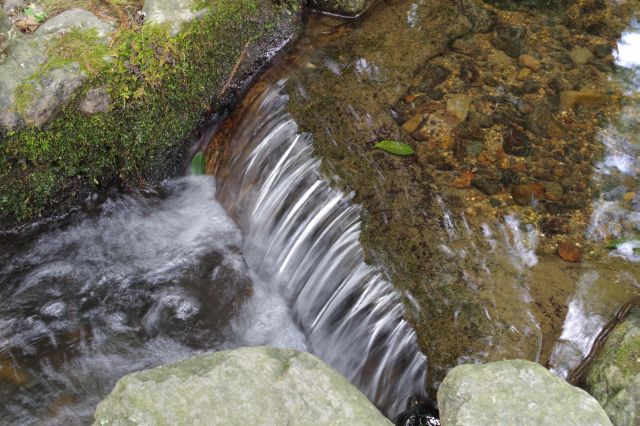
[588,19,640,260]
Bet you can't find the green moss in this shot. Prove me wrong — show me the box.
[0,0,299,225]
[45,27,111,75]
[610,321,640,376]
[14,82,37,115]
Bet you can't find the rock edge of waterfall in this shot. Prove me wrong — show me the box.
[0,0,370,229]
[438,359,613,426]
[92,346,393,426]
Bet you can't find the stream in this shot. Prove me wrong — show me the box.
[1,1,640,425]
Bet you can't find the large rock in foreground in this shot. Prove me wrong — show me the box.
[437,360,612,426]
[93,347,392,425]
[586,306,640,426]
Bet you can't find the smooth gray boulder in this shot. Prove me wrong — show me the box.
[142,0,206,35]
[586,306,640,426]
[35,8,114,38]
[438,359,612,426]
[93,346,392,426]
[307,0,374,16]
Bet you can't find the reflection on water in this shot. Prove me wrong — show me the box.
[615,20,640,69]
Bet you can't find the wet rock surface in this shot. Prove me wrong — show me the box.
[438,360,613,426]
[586,306,640,426]
[78,87,111,114]
[93,347,392,425]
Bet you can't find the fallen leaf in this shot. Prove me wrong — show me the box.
[374,140,415,156]
[191,152,206,175]
[17,15,40,33]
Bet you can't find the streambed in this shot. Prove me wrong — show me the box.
[1,0,640,424]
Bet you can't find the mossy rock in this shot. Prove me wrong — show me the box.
[438,360,612,426]
[0,0,303,228]
[93,347,392,425]
[586,307,640,426]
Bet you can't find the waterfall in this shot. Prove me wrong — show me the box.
[213,80,427,416]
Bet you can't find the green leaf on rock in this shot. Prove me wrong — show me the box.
[24,7,47,22]
[191,152,206,175]
[374,140,415,156]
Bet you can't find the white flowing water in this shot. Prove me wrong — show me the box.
[0,81,427,424]
[214,80,427,416]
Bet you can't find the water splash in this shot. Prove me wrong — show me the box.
[0,177,266,424]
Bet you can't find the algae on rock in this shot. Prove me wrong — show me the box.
[93,347,392,426]
[0,0,302,227]
[586,306,640,426]
[438,360,613,426]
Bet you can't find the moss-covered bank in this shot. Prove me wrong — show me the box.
[0,0,302,227]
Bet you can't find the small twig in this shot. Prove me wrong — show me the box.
[219,41,250,97]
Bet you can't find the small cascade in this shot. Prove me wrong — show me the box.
[587,20,640,261]
[213,80,427,416]
[548,272,606,379]
[433,198,542,364]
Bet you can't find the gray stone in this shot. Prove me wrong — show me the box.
[438,359,612,426]
[23,63,86,128]
[35,8,114,39]
[569,47,594,66]
[2,0,24,14]
[307,0,373,16]
[142,0,201,35]
[0,36,46,109]
[79,87,111,114]
[93,347,392,426]
[492,25,527,58]
[0,109,23,132]
[0,8,11,31]
[0,8,113,131]
[586,307,640,426]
